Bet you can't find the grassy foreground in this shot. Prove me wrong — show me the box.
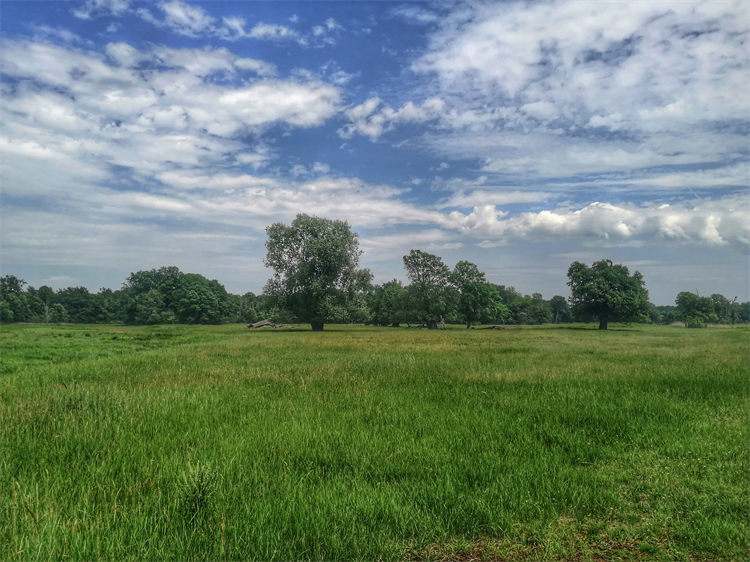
[1,323,748,561]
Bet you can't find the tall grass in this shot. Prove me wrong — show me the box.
[1,323,747,560]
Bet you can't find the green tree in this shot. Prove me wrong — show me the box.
[549,295,573,323]
[513,293,553,325]
[675,291,716,328]
[710,294,731,324]
[50,303,69,323]
[370,280,409,327]
[0,275,32,322]
[133,289,168,325]
[55,287,100,323]
[567,259,650,330]
[492,285,524,324]
[173,274,233,324]
[403,250,457,329]
[263,214,372,331]
[451,261,502,328]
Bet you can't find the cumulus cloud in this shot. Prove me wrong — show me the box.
[145,1,300,42]
[339,97,446,139]
[341,1,749,185]
[442,195,749,250]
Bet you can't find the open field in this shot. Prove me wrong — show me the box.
[1,323,748,561]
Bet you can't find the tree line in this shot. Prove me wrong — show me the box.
[2,214,747,329]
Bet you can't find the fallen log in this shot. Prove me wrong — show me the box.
[248,319,277,328]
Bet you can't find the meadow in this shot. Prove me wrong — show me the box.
[1,323,747,561]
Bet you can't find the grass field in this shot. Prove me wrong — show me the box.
[1,323,748,561]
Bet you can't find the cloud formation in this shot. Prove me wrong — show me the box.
[343,1,748,185]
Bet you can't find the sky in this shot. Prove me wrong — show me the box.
[1,0,748,305]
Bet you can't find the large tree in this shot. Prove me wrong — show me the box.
[403,250,457,329]
[263,214,372,331]
[567,259,650,330]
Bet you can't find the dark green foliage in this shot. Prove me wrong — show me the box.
[675,291,717,328]
[369,279,409,326]
[512,293,554,325]
[122,266,234,325]
[263,214,373,330]
[55,287,101,323]
[451,261,506,328]
[567,259,651,330]
[403,249,457,329]
[549,295,573,323]
[49,303,69,323]
[0,276,35,322]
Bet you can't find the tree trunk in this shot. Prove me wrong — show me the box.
[466,321,471,329]
[391,322,400,327]
[311,322,324,331]
[427,320,438,330]
[598,318,608,330]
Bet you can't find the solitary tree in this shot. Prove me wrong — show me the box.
[263,214,371,331]
[567,259,650,330]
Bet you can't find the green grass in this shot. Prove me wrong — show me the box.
[1,323,748,561]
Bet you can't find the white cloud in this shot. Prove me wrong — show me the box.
[520,101,558,122]
[442,195,750,249]
[438,190,552,209]
[136,1,299,43]
[339,97,446,139]
[73,0,130,20]
[246,22,298,41]
[158,0,215,37]
[347,1,750,181]
[392,6,439,25]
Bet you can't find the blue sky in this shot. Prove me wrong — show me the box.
[1,0,748,304]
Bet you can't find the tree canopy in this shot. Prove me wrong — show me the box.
[567,259,650,330]
[402,250,457,329]
[263,214,372,331]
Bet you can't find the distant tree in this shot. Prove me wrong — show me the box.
[370,280,409,327]
[236,292,263,324]
[648,303,661,324]
[451,261,503,328]
[675,291,716,328]
[55,287,100,323]
[263,214,372,331]
[132,289,168,325]
[0,275,31,322]
[737,302,750,323]
[492,284,524,324]
[173,273,233,324]
[549,295,573,323]
[50,303,69,323]
[489,302,512,325]
[36,285,55,322]
[514,293,553,325]
[403,250,457,329]
[0,300,14,323]
[710,294,731,324]
[567,259,650,330]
